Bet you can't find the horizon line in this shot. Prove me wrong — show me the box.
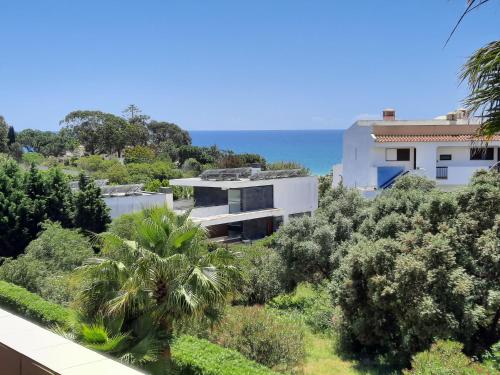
[187,128,346,132]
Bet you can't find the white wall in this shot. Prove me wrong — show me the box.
[272,176,318,223]
[104,193,172,219]
[342,123,375,188]
[438,166,490,186]
[436,146,498,167]
[372,147,414,171]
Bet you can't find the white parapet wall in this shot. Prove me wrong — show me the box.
[104,192,173,219]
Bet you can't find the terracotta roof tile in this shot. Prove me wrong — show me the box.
[375,134,500,143]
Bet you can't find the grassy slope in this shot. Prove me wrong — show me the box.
[302,331,396,375]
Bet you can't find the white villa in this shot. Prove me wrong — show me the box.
[334,109,500,191]
[170,167,318,242]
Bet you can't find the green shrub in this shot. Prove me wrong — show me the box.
[172,335,276,375]
[209,306,305,372]
[483,341,500,372]
[233,242,286,305]
[0,222,94,305]
[22,152,44,165]
[0,280,73,326]
[123,145,155,164]
[403,340,486,374]
[268,282,334,334]
[109,211,143,241]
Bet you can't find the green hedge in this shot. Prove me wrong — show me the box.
[171,335,276,375]
[0,281,275,374]
[0,280,73,326]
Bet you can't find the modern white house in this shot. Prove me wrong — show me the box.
[170,167,318,242]
[334,109,500,191]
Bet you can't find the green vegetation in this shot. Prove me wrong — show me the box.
[76,206,241,361]
[403,340,487,375]
[0,158,110,257]
[1,122,499,374]
[0,280,73,326]
[0,222,93,304]
[172,335,276,375]
[208,306,305,372]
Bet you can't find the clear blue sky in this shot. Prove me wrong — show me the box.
[0,1,498,131]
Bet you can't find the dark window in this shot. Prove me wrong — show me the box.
[470,147,494,160]
[396,148,410,161]
[440,154,452,161]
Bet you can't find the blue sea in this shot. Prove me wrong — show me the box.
[190,130,343,175]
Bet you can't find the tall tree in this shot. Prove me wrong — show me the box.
[0,116,9,153]
[78,206,240,361]
[74,174,111,233]
[60,111,108,155]
[148,121,192,147]
[7,126,15,146]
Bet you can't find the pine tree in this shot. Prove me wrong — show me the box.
[74,174,111,233]
[45,168,74,227]
[7,126,15,145]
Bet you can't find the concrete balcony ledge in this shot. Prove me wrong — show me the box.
[191,207,284,227]
[0,308,143,375]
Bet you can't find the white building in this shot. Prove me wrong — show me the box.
[170,167,318,242]
[334,109,500,191]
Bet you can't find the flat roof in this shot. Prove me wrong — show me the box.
[0,308,144,374]
[170,175,316,189]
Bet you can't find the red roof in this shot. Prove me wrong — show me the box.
[372,124,500,143]
[375,134,500,143]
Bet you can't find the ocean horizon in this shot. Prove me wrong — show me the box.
[190,129,344,175]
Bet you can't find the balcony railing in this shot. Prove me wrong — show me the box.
[436,166,448,179]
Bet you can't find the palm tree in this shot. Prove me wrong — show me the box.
[461,40,500,138]
[76,206,241,362]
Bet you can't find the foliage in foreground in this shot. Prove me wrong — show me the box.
[172,335,276,375]
[268,282,334,335]
[208,306,305,372]
[403,340,488,375]
[461,40,500,138]
[76,206,241,360]
[330,172,500,362]
[0,280,73,326]
[0,222,93,304]
[0,279,272,375]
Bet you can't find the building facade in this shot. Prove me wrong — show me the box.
[170,167,318,242]
[334,109,500,191]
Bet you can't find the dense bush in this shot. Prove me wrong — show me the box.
[0,280,73,326]
[330,172,500,362]
[209,306,305,372]
[0,159,109,257]
[274,185,367,288]
[274,215,336,287]
[171,335,276,375]
[123,145,155,164]
[0,222,93,304]
[403,340,486,374]
[233,242,286,305]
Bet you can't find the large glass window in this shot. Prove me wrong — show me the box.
[228,189,241,213]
